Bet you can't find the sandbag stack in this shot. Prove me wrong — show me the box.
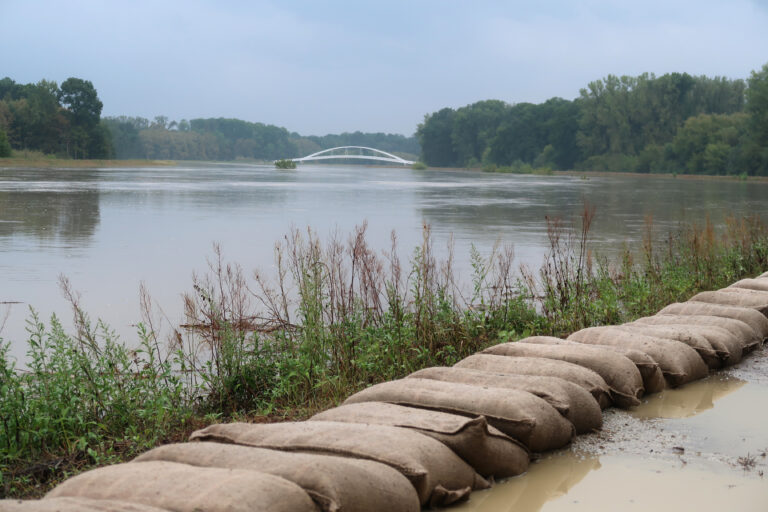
[7,274,767,512]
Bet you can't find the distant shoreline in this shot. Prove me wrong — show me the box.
[421,165,768,183]
[0,156,177,169]
[3,157,767,183]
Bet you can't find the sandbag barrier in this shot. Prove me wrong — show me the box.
[5,276,767,511]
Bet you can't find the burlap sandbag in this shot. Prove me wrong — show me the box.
[520,336,667,394]
[343,378,575,452]
[567,327,709,387]
[1,498,168,512]
[690,289,768,316]
[309,402,529,478]
[134,443,420,512]
[658,302,768,342]
[47,461,318,512]
[728,277,768,292]
[480,341,643,408]
[455,354,612,409]
[406,366,602,434]
[630,315,746,363]
[617,324,722,369]
[190,421,485,507]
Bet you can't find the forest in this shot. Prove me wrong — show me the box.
[103,116,419,161]
[0,77,110,159]
[1,63,767,175]
[0,78,418,161]
[417,63,768,175]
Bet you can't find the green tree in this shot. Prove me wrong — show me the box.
[58,78,103,128]
[0,129,11,157]
[667,113,749,174]
[746,63,768,160]
[451,100,508,166]
[417,108,459,167]
[58,77,108,158]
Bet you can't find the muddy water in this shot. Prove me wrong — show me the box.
[456,347,768,512]
[3,164,768,361]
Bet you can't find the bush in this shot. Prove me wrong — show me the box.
[411,161,428,170]
[274,159,297,169]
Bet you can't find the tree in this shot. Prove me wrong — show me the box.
[58,78,107,158]
[747,63,768,147]
[0,130,11,157]
[416,108,459,167]
[58,78,102,128]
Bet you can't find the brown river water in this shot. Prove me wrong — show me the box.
[3,163,768,362]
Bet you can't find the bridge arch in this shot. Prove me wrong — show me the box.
[286,146,415,166]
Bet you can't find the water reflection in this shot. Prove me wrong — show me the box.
[455,451,601,512]
[629,375,746,419]
[416,173,768,259]
[0,169,101,243]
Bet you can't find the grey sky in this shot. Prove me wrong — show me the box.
[1,0,767,135]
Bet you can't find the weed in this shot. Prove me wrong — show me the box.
[4,211,768,497]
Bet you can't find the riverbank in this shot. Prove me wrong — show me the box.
[420,163,768,182]
[0,153,176,168]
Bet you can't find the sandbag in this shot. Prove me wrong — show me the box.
[134,443,420,512]
[617,324,722,369]
[480,340,643,408]
[46,461,318,512]
[0,498,168,512]
[567,327,709,387]
[658,301,768,342]
[407,366,602,434]
[729,277,768,292]
[309,402,529,479]
[630,315,746,363]
[190,421,485,507]
[343,378,575,452]
[520,336,666,394]
[690,289,768,316]
[455,354,612,409]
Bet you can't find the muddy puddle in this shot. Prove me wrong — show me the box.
[456,347,768,512]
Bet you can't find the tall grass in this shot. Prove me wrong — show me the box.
[0,279,193,497]
[2,212,768,497]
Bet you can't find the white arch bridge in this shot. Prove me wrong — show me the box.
[283,146,415,166]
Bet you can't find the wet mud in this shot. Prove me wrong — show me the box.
[457,346,768,511]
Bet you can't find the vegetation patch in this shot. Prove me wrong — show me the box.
[274,159,297,169]
[2,212,768,498]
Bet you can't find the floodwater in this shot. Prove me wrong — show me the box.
[1,163,768,359]
[457,347,768,512]
[1,163,768,508]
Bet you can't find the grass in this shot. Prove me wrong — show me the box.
[0,150,175,168]
[2,211,768,498]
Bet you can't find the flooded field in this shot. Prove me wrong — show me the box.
[456,346,768,512]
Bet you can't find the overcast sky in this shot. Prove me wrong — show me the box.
[2,0,767,136]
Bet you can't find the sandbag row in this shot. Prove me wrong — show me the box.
[12,274,766,512]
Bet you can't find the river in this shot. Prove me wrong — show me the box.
[2,162,768,509]
[2,163,768,359]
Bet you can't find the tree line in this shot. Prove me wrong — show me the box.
[103,116,419,161]
[3,64,767,175]
[0,77,419,161]
[0,77,110,158]
[417,63,768,176]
